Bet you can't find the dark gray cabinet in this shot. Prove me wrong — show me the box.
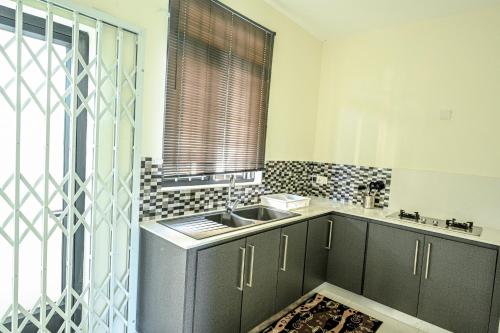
[193,238,246,333]
[326,215,367,294]
[303,216,332,293]
[364,223,498,333]
[417,236,497,333]
[276,222,307,310]
[141,210,500,333]
[240,229,281,333]
[194,229,281,333]
[364,223,424,316]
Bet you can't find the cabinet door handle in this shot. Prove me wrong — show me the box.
[424,243,432,279]
[246,244,255,288]
[413,240,419,275]
[280,234,289,272]
[325,220,333,250]
[237,247,246,291]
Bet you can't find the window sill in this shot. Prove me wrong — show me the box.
[162,172,262,192]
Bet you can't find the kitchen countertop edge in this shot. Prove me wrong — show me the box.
[140,197,500,250]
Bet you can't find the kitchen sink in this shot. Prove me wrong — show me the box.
[160,206,300,240]
[231,206,297,222]
[205,211,257,228]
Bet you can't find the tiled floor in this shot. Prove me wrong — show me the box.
[314,283,450,333]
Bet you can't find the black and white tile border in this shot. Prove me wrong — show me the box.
[140,158,265,221]
[139,158,392,221]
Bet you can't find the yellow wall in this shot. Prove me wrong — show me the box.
[314,6,500,178]
[71,0,323,162]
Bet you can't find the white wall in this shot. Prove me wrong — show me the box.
[314,6,500,178]
[311,6,500,227]
[390,169,500,228]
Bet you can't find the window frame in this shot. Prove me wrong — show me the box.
[162,170,262,190]
[0,5,89,331]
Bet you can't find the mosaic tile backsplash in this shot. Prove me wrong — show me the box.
[309,163,392,207]
[140,158,392,221]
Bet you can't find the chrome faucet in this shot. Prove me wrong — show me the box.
[226,174,240,213]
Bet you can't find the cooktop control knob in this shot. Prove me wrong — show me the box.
[446,218,456,226]
[433,220,438,226]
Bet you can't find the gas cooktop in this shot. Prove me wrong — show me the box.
[386,210,482,237]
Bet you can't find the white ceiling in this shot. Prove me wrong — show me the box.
[265,0,500,40]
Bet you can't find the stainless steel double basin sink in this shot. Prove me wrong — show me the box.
[160,206,300,240]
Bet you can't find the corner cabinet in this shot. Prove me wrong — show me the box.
[326,215,367,294]
[303,216,332,293]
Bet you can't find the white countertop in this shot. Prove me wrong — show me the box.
[140,197,500,250]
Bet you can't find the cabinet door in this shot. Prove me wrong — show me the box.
[240,229,281,333]
[303,216,331,293]
[363,223,424,316]
[327,215,367,294]
[193,238,246,333]
[418,236,497,333]
[276,222,308,310]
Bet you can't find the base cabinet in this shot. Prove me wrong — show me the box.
[193,229,281,333]
[141,211,500,333]
[326,215,367,294]
[364,223,497,333]
[364,223,424,316]
[240,229,281,333]
[303,216,332,293]
[417,236,497,333]
[193,238,246,333]
[275,222,308,310]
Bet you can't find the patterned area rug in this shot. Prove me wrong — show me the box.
[260,293,383,333]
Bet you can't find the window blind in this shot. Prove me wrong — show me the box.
[163,0,275,178]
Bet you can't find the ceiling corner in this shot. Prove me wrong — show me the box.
[263,0,326,41]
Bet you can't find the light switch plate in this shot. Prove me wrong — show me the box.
[440,110,453,120]
[315,175,328,185]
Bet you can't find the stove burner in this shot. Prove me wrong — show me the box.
[446,218,474,231]
[387,210,482,237]
[399,210,420,221]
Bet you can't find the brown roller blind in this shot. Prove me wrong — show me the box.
[163,0,275,178]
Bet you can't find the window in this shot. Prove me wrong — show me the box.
[0,4,89,330]
[163,0,275,183]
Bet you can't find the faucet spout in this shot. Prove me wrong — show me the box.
[226,174,239,213]
[227,199,240,213]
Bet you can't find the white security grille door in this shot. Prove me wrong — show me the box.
[0,0,142,332]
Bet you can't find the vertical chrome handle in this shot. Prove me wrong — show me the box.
[246,244,255,287]
[237,247,246,291]
[280,234,289,272]
[424,243,431,279]
[413,240,419,275]
[325,220,333,250]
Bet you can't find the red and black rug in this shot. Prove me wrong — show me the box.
[260,293,383,333]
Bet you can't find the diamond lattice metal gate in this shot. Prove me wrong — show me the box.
[0,0,143,332]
